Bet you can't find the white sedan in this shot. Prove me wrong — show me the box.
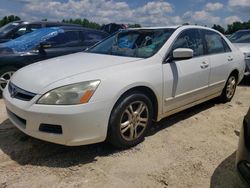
[3,25,245,148]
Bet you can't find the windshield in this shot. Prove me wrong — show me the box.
[0,22,20,35]
[229,30,250,43]
[88,28,175,58]
[0,27,64,53]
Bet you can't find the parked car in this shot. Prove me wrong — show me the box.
[0,20,82,43]
[229,30,250,75]
[236,108,250,185]
[3,25,245,148]
[101,23,127,34]
[0,26,108,91]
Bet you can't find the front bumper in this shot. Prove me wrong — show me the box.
[3,87,112,146]
[236,110,250,185]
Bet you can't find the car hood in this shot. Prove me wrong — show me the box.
[233,43,250,54]
[11,52,142,93]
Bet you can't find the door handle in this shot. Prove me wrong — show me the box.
[200,62,209,69]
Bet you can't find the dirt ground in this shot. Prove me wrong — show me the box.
[0,78,249,188]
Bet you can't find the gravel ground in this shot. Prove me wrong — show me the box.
[0,78,249,188]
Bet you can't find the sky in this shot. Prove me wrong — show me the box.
[0,0,249,27]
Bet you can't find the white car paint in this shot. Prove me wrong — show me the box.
[3,25,245,146]
[233,43,250,73]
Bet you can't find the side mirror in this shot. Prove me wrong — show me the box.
[173,48,193,60]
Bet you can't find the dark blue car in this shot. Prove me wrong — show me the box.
[0,26,108,92]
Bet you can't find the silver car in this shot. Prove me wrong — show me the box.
[230,30,250,75]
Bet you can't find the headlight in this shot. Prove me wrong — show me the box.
[37,80,100,105]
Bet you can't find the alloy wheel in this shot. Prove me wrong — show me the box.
[0,71,15,91]
[120,101,149,141]
[226,76,236,99]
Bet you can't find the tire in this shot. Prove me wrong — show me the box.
[220,73,237,103]
[107,92,153,149]
[0,66,18,94]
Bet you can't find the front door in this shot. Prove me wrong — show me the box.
[163,29,210,113]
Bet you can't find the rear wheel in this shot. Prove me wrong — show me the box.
[108,92,153,148]
[0,67,17,92]
[220,74,237,102]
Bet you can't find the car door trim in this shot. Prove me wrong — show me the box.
[159,92,221,121]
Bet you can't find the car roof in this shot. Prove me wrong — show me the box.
[235,29,250,32]
[14,20,82,27]
[55,26,108,34]
[126,25,217,32]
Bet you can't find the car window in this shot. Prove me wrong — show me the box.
[88,29,175,58]
[0,22,20,35]
[27,24,42,32]
[222,39,232,52]
[204,30,226,54]
[86,31,106,42]
[229,30,250,43]
[13,26,27,38]
[172,29,204,57]
[12,24,42,39]
[46,30,82,47]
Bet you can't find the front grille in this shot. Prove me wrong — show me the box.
[8,82,36,101]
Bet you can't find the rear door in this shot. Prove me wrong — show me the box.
[163,29,210,113]
[202,30,232,94]
[40,30,85,59]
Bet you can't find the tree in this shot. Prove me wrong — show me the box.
[0,15,21,27]
[212,24,225,34]
[62,18,102,29]
[225,20,250,34]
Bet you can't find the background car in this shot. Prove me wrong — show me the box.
[236,108,250,186]
[0,26,108,91]
[0,20,82,43]
[3,25,245,148]
[101,23,127,34]
[229,30,250,75]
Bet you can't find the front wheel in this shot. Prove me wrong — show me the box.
[220,74,237,102]
[0,67,17,92]
[108,92,153,149]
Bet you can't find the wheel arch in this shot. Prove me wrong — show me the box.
[230,69,239,83]
[111,85,160,122]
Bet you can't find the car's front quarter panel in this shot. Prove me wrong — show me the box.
[39,55,164,120]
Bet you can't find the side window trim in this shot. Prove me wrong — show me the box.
[221,37,232,52]
[199,29,209,55]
